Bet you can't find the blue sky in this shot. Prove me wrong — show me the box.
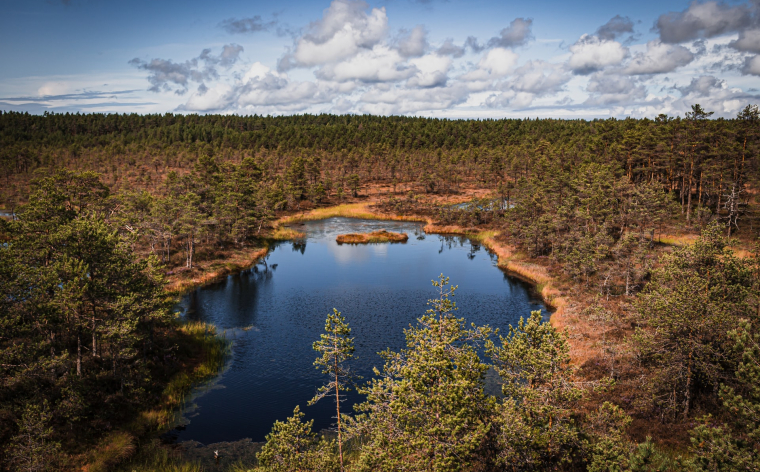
[1,0,759,118]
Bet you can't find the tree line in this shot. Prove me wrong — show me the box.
[1,105,758,236]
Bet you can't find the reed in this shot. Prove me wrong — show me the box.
[336,230,409,244]
[472,230,568,324]
[276,203,426,227]
[111,440,204,472]
[86,432,137,472]
[166,248,269,294]
[657,233,699,246]
[271,227,306,240]
[138,322,229,432]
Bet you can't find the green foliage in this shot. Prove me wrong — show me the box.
[505,161,674,294]
[634,222,759,420]
[4,402,60,472]
[309,309,357,471]
[486,311,583,469]
[0,170,174,468]
[256,406,338,472]
[352,275,493,471]
[585,402,632,472]
[689,319,760,471]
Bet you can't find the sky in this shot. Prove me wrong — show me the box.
[1,0,759,119]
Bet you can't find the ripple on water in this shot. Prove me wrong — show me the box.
[176,217,546,444]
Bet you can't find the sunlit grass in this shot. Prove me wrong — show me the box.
[336,230,409,244]
[658,233,699,246]
[276,202,427,227]
[111,440,204,472]
[271,227,306,240]
[101,321,230,471]
[166,247,269,294]
[132,323,229,433]
[87,432,137,472]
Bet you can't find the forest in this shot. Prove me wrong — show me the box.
[0,105,759,471]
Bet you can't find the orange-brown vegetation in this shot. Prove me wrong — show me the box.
[336,230,409,244]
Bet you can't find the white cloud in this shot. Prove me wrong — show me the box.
[184,83,234,111]
[584,73,647,105]
[622,40,694,74]
[461,48,519,82]
[286,0,388,68]
[358,83,469,115]
[507,60,570,95]
[396,26,428,58]
[315,45,413,82]
[408,54,452,88]
[567,35,628,74]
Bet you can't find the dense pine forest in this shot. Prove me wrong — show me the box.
[1,106,760,471]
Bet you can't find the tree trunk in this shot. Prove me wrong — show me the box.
[334,346,344,472]
[686,157,694,225]
[77,333,82,377]
[92,312,98,357]
[684,352,693,420]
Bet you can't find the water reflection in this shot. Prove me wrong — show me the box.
[176,217,546,444]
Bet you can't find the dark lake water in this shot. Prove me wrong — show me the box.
[176,217,546,444]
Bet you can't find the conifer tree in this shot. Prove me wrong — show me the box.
[257,405,338,472]
[634,222,759,420]
[352,275,493,472]
[486,311,583,469]
[689,319,760,471]
[5,402,60,472]
[309,309,357,472]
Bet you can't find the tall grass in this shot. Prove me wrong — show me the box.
[336,230,409,244]
[658,233,699,246]
[89,322,230,471]
[166,247,269,294]
[156,322,230,429]
[271,227,306,240]
[276,203,426,227]
[111,440,204,472]
[86,432,137,472]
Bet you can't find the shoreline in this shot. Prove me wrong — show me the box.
[272,202,569,331]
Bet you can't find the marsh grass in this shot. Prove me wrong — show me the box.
[111,440,204,472]
[657,233,699,246]
[276,203,426,227]
[336,230,409,244]
[86,432,137,472]
[271,227,306,240]
[166,248,269,294]
[89,321,229,471]
[157,321,230,427]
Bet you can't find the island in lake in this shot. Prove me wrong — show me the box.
[336,229,409,244]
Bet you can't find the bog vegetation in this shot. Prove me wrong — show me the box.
[0,104,759,470]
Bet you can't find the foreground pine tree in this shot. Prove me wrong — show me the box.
[4,402,60,472]
[486,311,583,469]
[256,405,338,472]
[309,309,358,472]
[351,275,493,472]
[689,320,760,471]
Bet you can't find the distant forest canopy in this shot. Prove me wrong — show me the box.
[0,105,758,234]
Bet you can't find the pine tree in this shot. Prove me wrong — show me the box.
[256,406,338,472]
[352,275,493,472]
[486,311,583,469]
[5,402,60,472]
[309,309,357,472]
[689,319,760,471]
[634,222,758,420]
